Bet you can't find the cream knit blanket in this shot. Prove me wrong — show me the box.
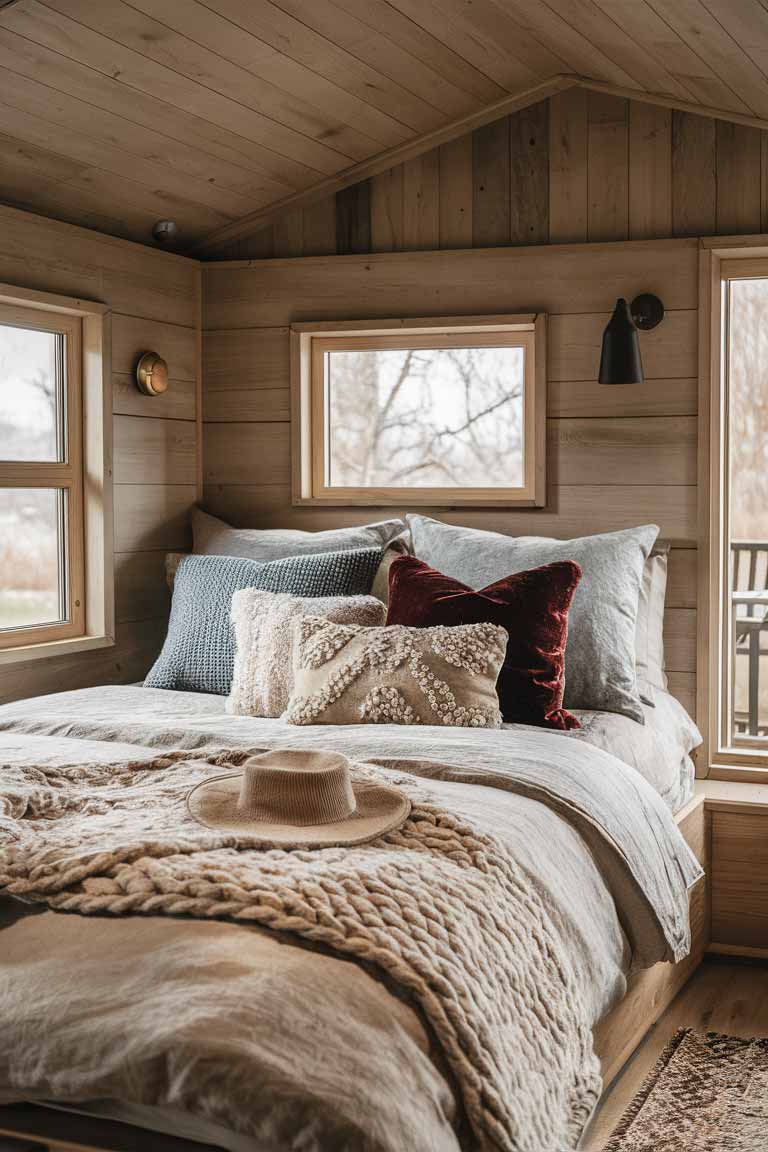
[2,749,605,1151]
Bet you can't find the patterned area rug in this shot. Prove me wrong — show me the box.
[605,1028,768,1150]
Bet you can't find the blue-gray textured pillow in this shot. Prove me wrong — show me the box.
[145,547,383,695]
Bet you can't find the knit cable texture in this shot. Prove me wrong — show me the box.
[0,748,601,1152]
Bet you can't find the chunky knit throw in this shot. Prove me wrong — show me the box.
[0,749,602,1151]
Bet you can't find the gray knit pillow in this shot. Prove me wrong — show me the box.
[145,548,382,695]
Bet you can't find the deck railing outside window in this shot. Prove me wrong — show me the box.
[732,540,768,740]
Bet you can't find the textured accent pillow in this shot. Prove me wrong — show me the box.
[145,548,382,695]
[285,618,507,728]
[406,515,659,724]
[635,547,669,706]
[386,555,582,730]
[228,590,386,717]
[193,507,407,563]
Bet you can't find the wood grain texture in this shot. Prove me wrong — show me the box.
[203,239,698,328]
[113,484,195,553]
[336,181,372,255]
[438,134,473,248]
[370,166,404,253]
[672,111,717,237]
[113,415,197,486]
[472,117,510,246]
[587,92,629,242]
[711,810,768,948]
[548,376,697,418]
[629,101,672,239]
[715,121,762,234]
[549,87,588,243]
[509,100,549,244]
[114,549,171,624]
[201,482,697,545]
[547,416,696,486]
[402,149,440,250]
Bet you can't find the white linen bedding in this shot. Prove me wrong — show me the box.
[0,682,699,813]
[0,686,701,1152]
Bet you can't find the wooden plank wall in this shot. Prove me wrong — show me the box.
[207,93,768,260]
[202,237,699,718]
[0,204,200,702]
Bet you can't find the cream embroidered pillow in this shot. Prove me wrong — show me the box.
[228,590,386,717]
[285,617,507,728]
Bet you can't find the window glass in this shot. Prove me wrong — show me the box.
[0,324,62,462]
[726,278,768,746]
[0,487,66,631]
[324,345,525,489]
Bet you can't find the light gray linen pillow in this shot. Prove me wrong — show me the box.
[635,548,669,706]
[193,507,407,563]
[406,514,659,723]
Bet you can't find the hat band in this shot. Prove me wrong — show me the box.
[236,759,358,828]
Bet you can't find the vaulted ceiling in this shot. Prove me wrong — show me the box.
[0,0,767,254]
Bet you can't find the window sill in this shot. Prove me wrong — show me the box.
[0,633,114,666]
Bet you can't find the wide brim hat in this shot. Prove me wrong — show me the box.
[187,748,410,848]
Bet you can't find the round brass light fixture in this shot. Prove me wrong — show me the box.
[135,351,169,396]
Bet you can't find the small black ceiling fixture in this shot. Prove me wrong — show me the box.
[152,219,178,245]
[598,293,664,386]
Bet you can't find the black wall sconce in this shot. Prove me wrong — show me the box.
[598,293,664,385]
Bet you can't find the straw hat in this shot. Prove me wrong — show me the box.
[187,749,411,848]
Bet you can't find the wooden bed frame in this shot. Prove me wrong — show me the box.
[0,791,710,1152]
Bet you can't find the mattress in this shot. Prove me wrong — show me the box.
[0,685,701,1152]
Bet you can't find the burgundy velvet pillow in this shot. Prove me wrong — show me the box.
[386,554,582,730]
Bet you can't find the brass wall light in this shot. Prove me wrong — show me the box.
[135,351,169,396]
[598,293,664,385]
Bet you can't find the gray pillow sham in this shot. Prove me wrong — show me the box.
[193,507,407,564]
[406,514,659,723]
[145,547,383,696]
[635,548,669,706]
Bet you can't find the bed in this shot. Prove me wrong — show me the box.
[0,683,702,1152]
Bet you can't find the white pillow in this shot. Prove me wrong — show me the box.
[228,590,386,717]
[194,507,407,564]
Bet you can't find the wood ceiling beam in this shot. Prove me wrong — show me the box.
[187,73,578,256]
[576,77,768,134]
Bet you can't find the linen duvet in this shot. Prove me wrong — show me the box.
[0,686,702,1152]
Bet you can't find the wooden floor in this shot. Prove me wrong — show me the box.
[584,958,768,1149]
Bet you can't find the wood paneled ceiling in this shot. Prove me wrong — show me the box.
[1,0,768,253]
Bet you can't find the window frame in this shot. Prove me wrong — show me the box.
[0,282,112,665]
[290,313,546,507]
[700,241,768,780]
[0,303,84,648]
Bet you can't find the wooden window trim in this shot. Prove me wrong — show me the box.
[0,283,113,664]
[290,313,546,507]
[700,243,768,780]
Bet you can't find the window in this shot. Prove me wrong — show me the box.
[0,286,111,661]
[291,315,545,506]
[702,245,768,776]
